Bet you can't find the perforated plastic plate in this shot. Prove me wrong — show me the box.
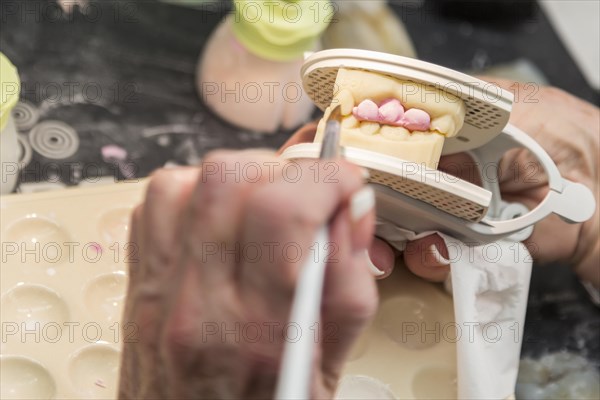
[302,49,514,154]
[282,143,491,222]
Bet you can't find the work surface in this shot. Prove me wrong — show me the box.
[1,0,598,367]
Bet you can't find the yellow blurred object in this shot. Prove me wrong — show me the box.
[0,52,20,131]
[0,52,21,194]
[322,0,416,58]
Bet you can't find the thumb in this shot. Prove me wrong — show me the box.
[277,122,318,155]
[403,234,450,282]
[367,238,396,279]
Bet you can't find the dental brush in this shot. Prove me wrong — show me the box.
[274,105,342,400]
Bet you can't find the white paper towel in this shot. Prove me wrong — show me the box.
[376,221,533,400]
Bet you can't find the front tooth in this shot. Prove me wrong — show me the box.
[380,125,410,140]
[353,100,380,121]
[342,115,359,129]
[431,115,455,136]
[379,98,404,123]
[334,89,355,116]
[401,108,431,131]
[360,121,381,135]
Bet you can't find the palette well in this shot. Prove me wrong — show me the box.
[336,264,457,399]
[1,181,458,400]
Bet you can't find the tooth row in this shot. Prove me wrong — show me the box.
[339,117,433,141]
[351,98,431,132]
[332,90,441,140]
[360,122,380,136]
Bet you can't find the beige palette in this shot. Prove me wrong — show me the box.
[337,264,456,400]
[1,181,457,400]
[0,181,147,400]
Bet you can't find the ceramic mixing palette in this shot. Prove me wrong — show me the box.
[336,264,457,400]
[1,180,461,400]
[1,181,147,400]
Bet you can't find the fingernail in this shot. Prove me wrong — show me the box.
[351,186,375,222]
[365,250,385,276]
[360,167,371,181]
[444,273,453,294]
[428,244,450,266]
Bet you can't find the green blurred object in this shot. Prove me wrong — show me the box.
[231,0,331,61]
[159,0,332,61]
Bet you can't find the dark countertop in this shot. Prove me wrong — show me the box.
[1,0,598,370]
[398,1,599,105]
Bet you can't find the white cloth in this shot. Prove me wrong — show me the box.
[376,221,532,400]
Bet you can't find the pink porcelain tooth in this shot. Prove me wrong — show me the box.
[352,99,380,121]
[400,108,431,131]
[378,98,404,124]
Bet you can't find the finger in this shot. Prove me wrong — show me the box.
[126,204,143,285]
[367,238,396,279]
[403,234,450,282]
[160,151,284,398]
[277,122,318,155]
[119,204,142,398]
[237,159,366,370]
[238,160,365,313]
[246,186,376,396]
[239,161,368,390]
[134,167,200,329]
[139,167,200,282]
[119,167,199,399]
[183,149,280,288]
[119,205,143,398]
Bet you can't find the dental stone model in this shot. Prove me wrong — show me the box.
[314,68,467,169]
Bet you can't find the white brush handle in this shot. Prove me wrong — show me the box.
[275,226,329,400]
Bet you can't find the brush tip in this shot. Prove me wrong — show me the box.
[329,105,342,122]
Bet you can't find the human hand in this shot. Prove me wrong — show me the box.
[118,150,379,399]
[481,79,599,285]
[280,124,397,279]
